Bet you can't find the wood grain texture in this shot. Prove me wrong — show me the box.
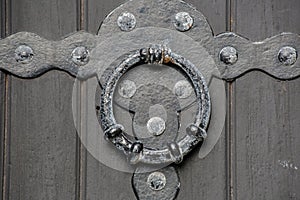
[233,72,300,200]
[232,0,300,41]
[82,0,228,200]
[86,0,125,34]
[0,0,8,199]
[81,1,137,199]
[185,0,227,35]
[9,73,78,200]
[5,0,79,199]
[10,0,77,39]
[0,71,4,199]
[231,0,300,199]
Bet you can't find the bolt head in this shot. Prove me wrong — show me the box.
[117,12,136,31]
[71,46,89,66]
[15,45,34,63]
[174,12,193,32]
[173,80,193,99]
[147,172,167,191]
[147,117,166,136]
[278,46,297,66]
[118,80,137,98]
[219,46,238,65]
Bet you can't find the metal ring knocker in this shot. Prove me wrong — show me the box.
[99,45,211,165]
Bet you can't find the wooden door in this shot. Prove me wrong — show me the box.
[0,0,299,199]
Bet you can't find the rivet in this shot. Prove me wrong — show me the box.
[174,12,193,32]
[117,12,136,31]
[278,46,297,66]
[147,117,166,136]
[15,45,34,63]
[71,46,89,66]
[219,46,238,65]
[147,172,167,191]
[118,80,137,98]
[173,80,193,99]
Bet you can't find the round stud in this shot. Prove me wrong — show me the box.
[118,80,137,98]
[71,46,89,66]
[173,80,193,99]
[219,46,238,65]
[174,12,193,32]
[147,117,166,136]
[15,45,34,63]
[117,12,136,31]
[147,172,167,191]
[278,46,297,66]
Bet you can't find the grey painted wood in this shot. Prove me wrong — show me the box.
[232,0,300,41]
[9,73,78,200]
[86,0,126,34]
[231,0,300,199]
[82,0,228,200]
[10,0,77,39]
[4,0,79,199]
[185,0,227,35]
[81,1,137,199]
[0,71,5,199]
[1,1,8,199]
[233,72,300,200]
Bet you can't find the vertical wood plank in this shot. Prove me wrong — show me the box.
[5,0,79,199]
[0,0,9,199]
[234,73,300,200]
[231,0,300,199]
[0,0,4,196]
[82,0,229,199]
[82,1,136,199]
[232,0,300,41]
[185,0,227,35]
[86,0,125,34]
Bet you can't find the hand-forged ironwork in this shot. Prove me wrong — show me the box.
[99,45,211,165]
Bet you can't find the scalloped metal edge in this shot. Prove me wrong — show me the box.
[214,32,300,80]
[0,0,299,80]
[0,31,97,78]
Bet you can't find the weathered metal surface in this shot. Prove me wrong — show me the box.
[0,0,299,200]
[215,32,300,80]
[0,31,96,78]
[130,84,180,149]
[0,0,299,80]
[132,166,180,200]
[99,45,211,165]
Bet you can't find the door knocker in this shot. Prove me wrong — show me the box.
[0,0,299,199]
